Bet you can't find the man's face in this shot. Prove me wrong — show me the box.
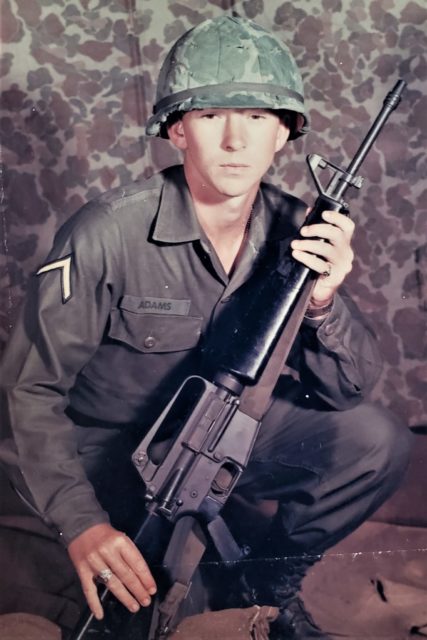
[168,108,290,202]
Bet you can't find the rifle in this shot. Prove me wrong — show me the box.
[71,79,406,640]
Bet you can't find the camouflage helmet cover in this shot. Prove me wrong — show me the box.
[145,16,310,140]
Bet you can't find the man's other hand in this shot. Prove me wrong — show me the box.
[68,523,157,620]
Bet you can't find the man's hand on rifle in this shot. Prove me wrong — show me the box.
[68,523,157,620]
[291,209,355,307]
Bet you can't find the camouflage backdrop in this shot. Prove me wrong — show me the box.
[1,0,426,427]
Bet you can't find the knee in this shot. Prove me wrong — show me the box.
[347,403,413,485]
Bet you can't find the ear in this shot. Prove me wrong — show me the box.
[274,122,290,153]
[167,119,187,151]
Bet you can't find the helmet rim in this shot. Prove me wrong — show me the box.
[146,83,310,140]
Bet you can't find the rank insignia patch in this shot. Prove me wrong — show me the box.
[36,255,73,303]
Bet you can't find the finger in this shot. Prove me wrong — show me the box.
[321,210,355,234]
[291,239,336,263]
[89,556,145,613]
[301,216,354,241]
[292,249,333,276]
[120,538,157,594]
[97,535,156,608]
[107,556,153,607]
[292,249,352,282]
[79,566,105,620]
[300,223,346,244]
[96,570,142,613]
[300,222,354,245]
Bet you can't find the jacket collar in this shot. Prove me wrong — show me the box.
[151,165,202,244]
[150,164,301,247]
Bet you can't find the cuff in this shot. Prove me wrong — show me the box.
[303,297,336,329]
[46,492,111,546]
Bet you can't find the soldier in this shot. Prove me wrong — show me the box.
[0,15,411,640]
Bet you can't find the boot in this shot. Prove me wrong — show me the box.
[210,506,332,638]
[235,554,332,640]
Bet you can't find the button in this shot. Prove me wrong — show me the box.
[324,324,335,336]
[144,336,156,348]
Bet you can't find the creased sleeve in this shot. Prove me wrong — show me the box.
[296,291,383,410]
[1,201,122,545]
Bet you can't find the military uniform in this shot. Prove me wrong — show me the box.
[1,163,410,548]
[0,165,411,638]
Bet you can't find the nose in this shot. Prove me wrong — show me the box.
[222,112,247,151]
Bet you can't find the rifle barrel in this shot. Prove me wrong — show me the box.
[333,79,406,200]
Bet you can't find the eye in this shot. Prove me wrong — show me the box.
[249,113,266,120]
[200,112,218,119]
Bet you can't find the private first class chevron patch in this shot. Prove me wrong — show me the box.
[36,255,73,303]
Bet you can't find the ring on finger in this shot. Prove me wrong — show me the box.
[98,568,113,584]
[321,263,332,278]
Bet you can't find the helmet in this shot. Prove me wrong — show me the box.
[145,16,309,140]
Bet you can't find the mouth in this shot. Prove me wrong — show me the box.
[220,163,250,169]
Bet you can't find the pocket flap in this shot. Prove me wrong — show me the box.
[109,308,203,353]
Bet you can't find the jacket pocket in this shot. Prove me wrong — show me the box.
[108,308,203,353]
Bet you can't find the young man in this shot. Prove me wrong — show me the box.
[0,16,411,639]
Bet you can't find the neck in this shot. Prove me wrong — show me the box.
[182,161,259,273]
[192,186,256,274]
[196,200,253,238]
[191,195,256,275]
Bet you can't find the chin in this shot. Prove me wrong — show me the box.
[214,179,258,198]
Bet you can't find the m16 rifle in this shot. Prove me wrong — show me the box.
[72,79,406,640]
